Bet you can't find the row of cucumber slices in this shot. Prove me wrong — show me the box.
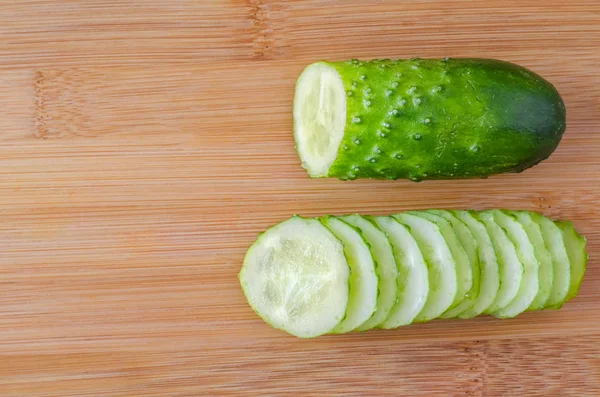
[239,210,586,338]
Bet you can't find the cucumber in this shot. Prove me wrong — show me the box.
[240,212,586,337]
[510,211,554,310]
[294,58,566,181]
[393,213,457,321]
[453,211,500,318]
[489,210,539,318]
[556,220,587,302]
[341,215,398,331]
[239,216,349,338]
[371,216,429,328]
[478,211,523,314]
[321,217,378,333]
[426,210,481,318]
[531,212,571,308]
[409,211,473,317]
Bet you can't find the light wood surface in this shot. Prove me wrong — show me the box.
[1,1,600,396]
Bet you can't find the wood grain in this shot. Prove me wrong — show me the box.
[1,1,599,396]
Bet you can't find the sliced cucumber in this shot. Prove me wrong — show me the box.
[453,210,500,318]
[341,214,398,331]
[489,210,539,318]
[531,212,571,308]
[427,210,481,318]
[393,213,457,322]
[477,211,523,314]
[371,216,429,328]
[510,211,554,310]
[556,220,587,302]
[321,216,378,332]
[293,62,346,177]
[409,211,473,318]
[239,216,350,338]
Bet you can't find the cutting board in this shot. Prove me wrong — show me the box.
[1,1,599,396]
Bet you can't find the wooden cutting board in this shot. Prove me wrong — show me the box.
[1,1,599,395]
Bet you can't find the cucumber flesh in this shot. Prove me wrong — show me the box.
[293,62,346,177]
[532,213,571,308]
[490,210,539,318]
[321,217,378,332]
[409,211,473,318]
[372,216,429,328]
[239,216,349,338]
[342,215,398,331]
[453,211,500,318]
[478,211,523,314]
[510,211,554,310]
[427,210,481,318]
[556,220,587,302]
[393,213,457,322]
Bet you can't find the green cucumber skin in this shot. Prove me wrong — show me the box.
[325,58,565,181]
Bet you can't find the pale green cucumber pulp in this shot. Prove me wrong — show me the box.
[532,212,571,308]
[477,211,523,314]
[342,214,398,331]
[510,211,554,310]
[426,210,481,318]
[371,216,429,328]
[556,220,587,302]
[393,213,457,321]
[293,63,346,177]
[409,211,473,318]
[239,216,349,338]
[489,210,539,318]
[453,211,500,318]
[321,217,378,332]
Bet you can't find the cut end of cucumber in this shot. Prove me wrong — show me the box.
[293,62,346,177]
[239,217,349,338]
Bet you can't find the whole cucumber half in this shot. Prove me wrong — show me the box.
[293,58,566,181]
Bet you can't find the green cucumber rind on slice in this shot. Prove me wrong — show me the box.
[453,210,500,318]
[509,210,554,310]
[321,216,379,333]
[556,220,587,303]
[370,216,429,328]
[409,211,473,317]
[489,210,539,318]
[531,212,571,308]
[239,216,350,338]
[477,210,524,314]
[341,214,399,331]
[393,213,458,322]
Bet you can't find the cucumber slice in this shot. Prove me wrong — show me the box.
[556,220,587,302]
[293,62,346,177]
[453,210,500,318]
[426,210,481,318]
[409,211,473,318]
[393,213,457,322]
[341,214,398,331]
[489,210,539,318]
[531,212,571,308]
[371,216,429,328]
[321,216,378,332]
[510,211,554,310]
[477,211,523,314]
[239,216,350,338]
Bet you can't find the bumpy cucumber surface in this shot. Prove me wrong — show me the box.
[294,58,566,181]
[240,211,586,338]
